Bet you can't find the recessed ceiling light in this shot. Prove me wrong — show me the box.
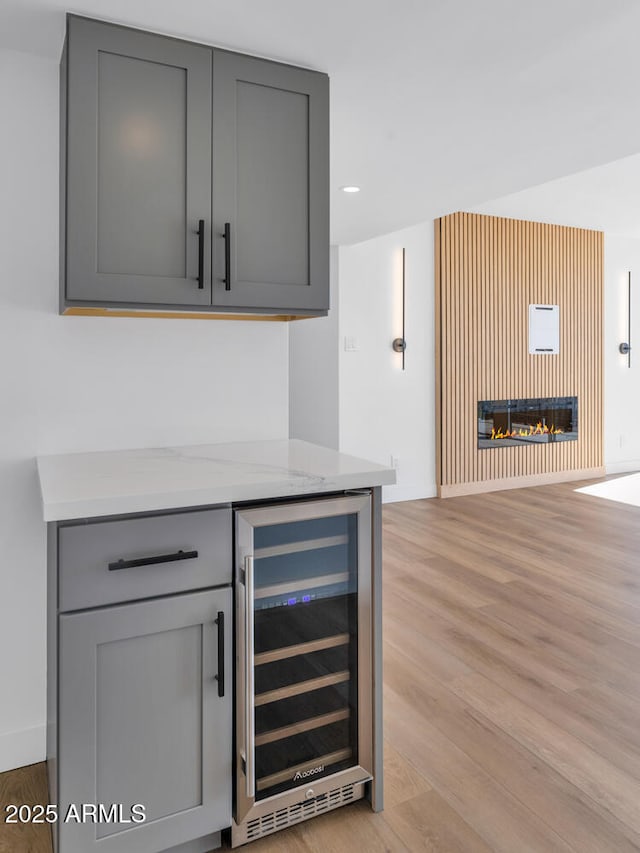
[341,185,361,193]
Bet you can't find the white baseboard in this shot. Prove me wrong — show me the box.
[0,723,45,773]
[605,460,640,475]
[382,484,438,503]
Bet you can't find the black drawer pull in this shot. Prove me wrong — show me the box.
[223,222,231,291]
[196,219,205,289]
[108,549,199,571]
[215,610,225,697]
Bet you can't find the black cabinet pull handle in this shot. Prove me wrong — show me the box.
[223,222,231,291]
[196,219,205,289]
[215,610,225,697]
[108,549,199,571]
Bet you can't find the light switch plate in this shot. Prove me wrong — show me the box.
[344,336,360,352]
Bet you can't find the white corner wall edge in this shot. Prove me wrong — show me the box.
[0,724,45,773]
[289,246,340,450]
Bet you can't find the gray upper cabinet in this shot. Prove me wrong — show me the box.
[211,51,329,312]
[64,16,212,306]
[61,16,330,316]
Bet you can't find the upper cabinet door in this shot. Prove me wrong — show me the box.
[64,17,212,306]
[211,52,329,312]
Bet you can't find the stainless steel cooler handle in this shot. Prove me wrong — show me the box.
[244,555,256,799]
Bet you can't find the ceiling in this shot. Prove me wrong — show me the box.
[4,0,640,244]
[472,150,640,238]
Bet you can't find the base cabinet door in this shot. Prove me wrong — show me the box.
[57,588,232,853]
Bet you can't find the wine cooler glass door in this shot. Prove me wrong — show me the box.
[235,494,372,823]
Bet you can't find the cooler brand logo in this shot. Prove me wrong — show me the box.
[293,765,324,781]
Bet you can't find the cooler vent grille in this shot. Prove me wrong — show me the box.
[246,783,358,842]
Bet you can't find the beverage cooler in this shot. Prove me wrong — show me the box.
[232,493,374,846]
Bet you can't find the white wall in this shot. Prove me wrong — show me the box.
[0,49,289,772]
[289,246,339,449]
[339,223,436,502]
[603,235,640,473]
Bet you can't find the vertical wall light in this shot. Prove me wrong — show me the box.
[392,248,407,369]
[619,270,631,367]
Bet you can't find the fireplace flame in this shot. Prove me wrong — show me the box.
[490,422,564,440]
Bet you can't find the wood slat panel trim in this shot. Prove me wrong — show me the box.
[438,466,606,498]
[435,212,603,495]
[435,218,443,488]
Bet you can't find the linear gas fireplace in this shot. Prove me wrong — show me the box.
[478,396,578,449]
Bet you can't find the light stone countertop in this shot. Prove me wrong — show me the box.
[37,439,396,521]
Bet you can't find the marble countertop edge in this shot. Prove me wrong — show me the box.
[37,440,396,521]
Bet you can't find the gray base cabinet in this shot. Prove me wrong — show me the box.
[58,590,231,853]
[61,15,329,317]
[46,487,383,852]
[48,508,233,853]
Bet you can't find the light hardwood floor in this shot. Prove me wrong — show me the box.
[3,479,640,852]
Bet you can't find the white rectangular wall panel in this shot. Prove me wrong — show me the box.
[529,304,559,354]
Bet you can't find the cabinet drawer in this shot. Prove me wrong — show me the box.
[59,508,231,612]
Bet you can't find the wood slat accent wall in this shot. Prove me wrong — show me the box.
[435,212,604,497]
